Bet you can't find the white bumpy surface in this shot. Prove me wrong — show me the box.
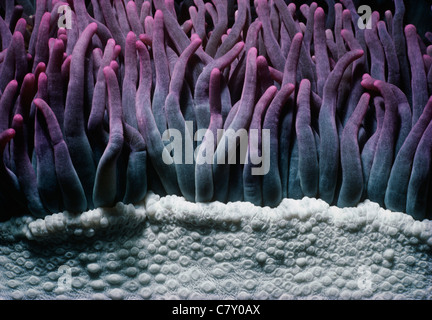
[0,192,431,300]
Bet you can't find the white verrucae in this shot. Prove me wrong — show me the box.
[0,193,430,299]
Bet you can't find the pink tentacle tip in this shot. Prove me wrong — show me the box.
[236,41,245,51]
[210,68,221,78]
[190,33,200,42]
[108,62,119,75]
[315,7,325,16]
[89,22,98,32]
[127,1,137,9]
[354,49,364,57]
[155,10,164,20]
[256,55,267,63]
[294,32,304,41]
[0,129,15,149]
[340,29,349,37]
[12,114,24,127]
[404,24,417,35]
[33,98,45,111]
[373,80,387,92]
[5,129,15,138]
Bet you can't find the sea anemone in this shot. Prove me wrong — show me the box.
[0,0,431,300]
[0,0,431,219]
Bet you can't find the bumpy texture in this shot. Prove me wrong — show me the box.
[0,193,431,300]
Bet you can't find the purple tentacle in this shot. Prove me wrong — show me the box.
[136,40,181,195]
[195,68,222,202]
[194,41,244,131]
[34,98,87,213]
[46,38,65,132]
[93,66,124,208]
[338,93,370,207]
[12,113,47,217]
[152,10,170,135]
[64,22,98,210]
[126,0,144,36]
[262,83,295,207]
[243,85,277,206]
[314,8,330,97]
[406,25,429,126]
[122,32,139,130]
[256,0,285,71]
[296,79,319,199]
[318,49,364,205]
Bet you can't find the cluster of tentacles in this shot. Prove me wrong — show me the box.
[0,0,432,222]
